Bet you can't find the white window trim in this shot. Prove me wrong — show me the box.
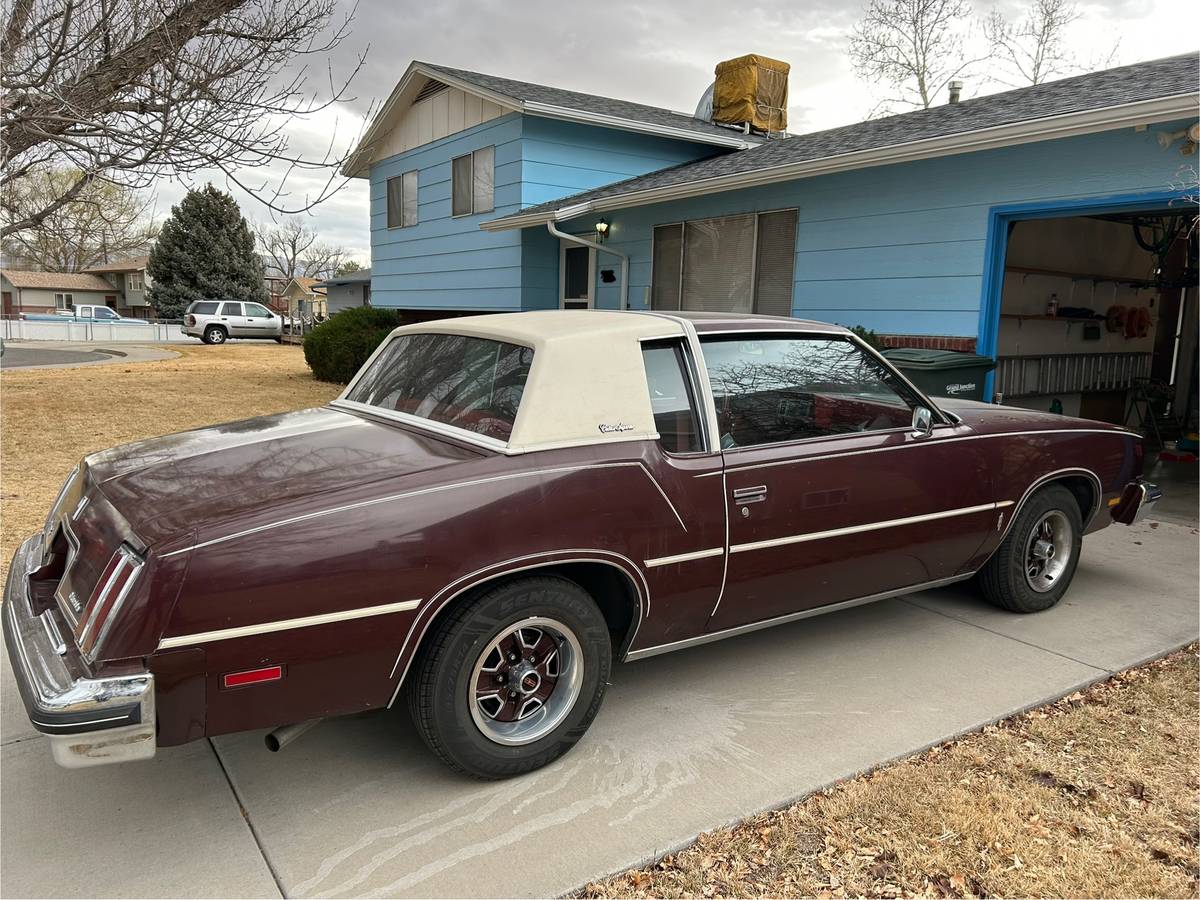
[54,292,73,309]
[451,146,495,218]
[558,240,596,309]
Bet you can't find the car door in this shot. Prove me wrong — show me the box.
[218,301,249,336]
[242,302,277,336]
[701,332,995,632]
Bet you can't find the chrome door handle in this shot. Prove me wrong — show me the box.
[733,485,768,504]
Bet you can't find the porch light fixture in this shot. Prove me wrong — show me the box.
[595,219,610,243]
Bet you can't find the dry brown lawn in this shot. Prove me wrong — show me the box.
[583,646,1200,899]
[1,343,339,580]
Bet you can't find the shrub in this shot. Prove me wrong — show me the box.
[303,306,406,384]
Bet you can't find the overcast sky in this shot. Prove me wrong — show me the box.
[154,0,1199,264]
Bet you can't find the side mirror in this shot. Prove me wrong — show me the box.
[911,405,934,438]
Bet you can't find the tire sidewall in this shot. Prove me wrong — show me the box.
[426,578,611,776]
[1001,486,1083,611]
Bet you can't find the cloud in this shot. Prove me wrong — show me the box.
[161,0,1196,265]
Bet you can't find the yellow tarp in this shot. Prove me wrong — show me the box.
[712,54,790,133]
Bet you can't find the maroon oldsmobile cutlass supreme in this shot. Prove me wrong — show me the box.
[6,311,1159,777]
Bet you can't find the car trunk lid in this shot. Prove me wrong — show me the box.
[86,406,484,545]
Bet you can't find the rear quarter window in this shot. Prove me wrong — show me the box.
[345,333,534,442]
[189,302,219,315]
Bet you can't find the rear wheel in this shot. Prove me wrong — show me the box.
[978,484,1082,613]
[407,575,611,778]
[203,325,227,345]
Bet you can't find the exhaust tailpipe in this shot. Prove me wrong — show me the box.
[265,718,322,752]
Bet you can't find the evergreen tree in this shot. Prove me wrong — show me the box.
[147,185,268,319]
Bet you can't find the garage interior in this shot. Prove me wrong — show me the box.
[994,206,1198,523]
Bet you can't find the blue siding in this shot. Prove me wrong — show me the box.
[369,114,526,310]
[368,113,718,312]
[519,118,717,208]
[553,120,1192,333]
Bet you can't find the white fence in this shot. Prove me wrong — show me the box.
[2,317,194,343]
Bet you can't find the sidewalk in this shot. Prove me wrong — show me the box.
[1,518,1196,898]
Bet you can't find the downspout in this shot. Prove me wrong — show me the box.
[546,221,629,310]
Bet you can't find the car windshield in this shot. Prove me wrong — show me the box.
[345,333,534,442]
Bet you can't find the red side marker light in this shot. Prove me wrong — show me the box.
[223,665,283,688]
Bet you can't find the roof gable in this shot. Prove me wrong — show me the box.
[344,61,759,176]
[484,52,1199,229]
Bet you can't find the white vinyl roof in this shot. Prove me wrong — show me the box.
[346,311,688,454]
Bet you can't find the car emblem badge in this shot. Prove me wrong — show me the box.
[598,422,634,434]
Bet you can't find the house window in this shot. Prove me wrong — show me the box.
[651,210,797,316]
[387,170,419,228]
[127,272,144,291]
[54,293,73,310]
[451,146,495,216]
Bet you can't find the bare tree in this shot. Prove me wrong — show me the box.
[256,216,346,280]
[849,0,990,112]
[0,0,369,239]
[984,0,1118,86]
[2,166,157,270]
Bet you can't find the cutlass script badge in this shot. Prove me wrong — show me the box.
[598,423,634,434]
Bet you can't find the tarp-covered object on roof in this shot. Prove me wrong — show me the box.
[712,54,789,133]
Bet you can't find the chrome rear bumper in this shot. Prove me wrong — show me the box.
[3,533,155,768]
[1112,480,1162,526]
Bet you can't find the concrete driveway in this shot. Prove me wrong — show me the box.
[2,518,1196,899]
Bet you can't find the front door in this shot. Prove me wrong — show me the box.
[560,242,594,309]
[243,302,276,336]
[700,332,995,631]
[2,292,12,315]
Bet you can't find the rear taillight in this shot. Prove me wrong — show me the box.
[185,314,196,326]
[77,544,143,662]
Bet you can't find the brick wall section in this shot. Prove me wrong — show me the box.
[880,334,978,352]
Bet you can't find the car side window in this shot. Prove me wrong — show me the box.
[94,307,118,320]
[641,340,704,453]
[245,303,271,317]
[190,302,219,315]
[699,335,921,449]
[219,302,242,316]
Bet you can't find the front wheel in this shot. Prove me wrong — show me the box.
[407,575,611,778]
[978,484,1083,613]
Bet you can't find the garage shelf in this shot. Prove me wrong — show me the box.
[1004,265,1156,287]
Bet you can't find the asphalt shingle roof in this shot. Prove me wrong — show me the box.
[419,62,762,145]
[1,269,116,291]
[84,255,150,273]
[494,52,1198,224]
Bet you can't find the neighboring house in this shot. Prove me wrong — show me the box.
[344,53,1198,422]
[83,255,153,318]
[1,270,120,316]
[264,276,289,313]
[314,268,371,314]
[282,276,327,318]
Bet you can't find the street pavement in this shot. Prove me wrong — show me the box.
[2,517,1196,899]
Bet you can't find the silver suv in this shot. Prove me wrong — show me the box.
[182,300,283,344]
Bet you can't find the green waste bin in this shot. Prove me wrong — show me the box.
[881,348,996,402]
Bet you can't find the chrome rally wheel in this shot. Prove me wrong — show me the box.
[406,575,611,778]
[1024,510,1073,593]
[470,617,583,746]
[978,483,1083,613]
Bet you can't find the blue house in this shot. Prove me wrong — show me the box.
[346,54,1198,418]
